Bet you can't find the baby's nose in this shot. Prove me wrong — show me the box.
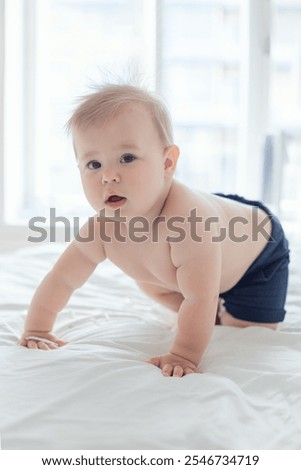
[102,169,120,184]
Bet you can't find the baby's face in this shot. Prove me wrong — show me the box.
[74,104,176,219]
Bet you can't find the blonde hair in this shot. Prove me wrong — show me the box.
[66,83,174,147]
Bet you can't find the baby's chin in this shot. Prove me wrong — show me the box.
[93,201,148,222]
[96,205,129,221]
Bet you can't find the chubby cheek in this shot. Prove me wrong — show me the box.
[81,177,103,211]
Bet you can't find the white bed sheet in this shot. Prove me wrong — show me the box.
[0,242,301,450]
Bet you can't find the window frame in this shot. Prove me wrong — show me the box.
[238,0,271,198]
[0,0,274,251]
[0,0,4,226]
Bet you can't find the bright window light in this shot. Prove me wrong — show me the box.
[3,0,301,227]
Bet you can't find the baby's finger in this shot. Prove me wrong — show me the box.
[162,363,173,376]
[183,367,195,375]
[37,341,50,351]
[55,339,68,347]
[27,340,38,349]
[173,365,184,377]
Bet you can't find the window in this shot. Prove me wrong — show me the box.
[161,0,240,193]
[2,0,301,229]
[4,0,151,223]
[269,0,301,220]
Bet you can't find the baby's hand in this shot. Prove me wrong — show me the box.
[19,331,68,350]
[147,352,198,377]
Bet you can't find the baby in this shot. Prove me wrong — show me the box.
[19,84,290,377]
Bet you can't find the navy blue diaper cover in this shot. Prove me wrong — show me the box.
[215,194,290,324]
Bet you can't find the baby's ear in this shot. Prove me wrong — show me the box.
[164,145,179,174]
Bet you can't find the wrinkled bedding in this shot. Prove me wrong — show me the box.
[0,242,300,450]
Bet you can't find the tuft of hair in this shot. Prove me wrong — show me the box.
[65,83,174,146]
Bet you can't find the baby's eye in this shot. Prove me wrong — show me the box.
[87,160,101,170]
[120,153,136,164]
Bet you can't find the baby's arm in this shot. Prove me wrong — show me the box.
[20,217,106,349]
[148,237,221,377]
[136,282,184,312]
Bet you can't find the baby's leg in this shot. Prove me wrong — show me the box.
[218,301,278,330]
[215,298,225,325]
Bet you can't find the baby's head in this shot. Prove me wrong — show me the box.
[66,84,179,218]
[66,83,174,148]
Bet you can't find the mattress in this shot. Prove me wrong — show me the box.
[0,241,301,450]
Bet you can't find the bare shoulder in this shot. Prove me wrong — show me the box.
[164,181,268,228]
[70,214,106,265]
[163,181,222,268]
[163,180,223,220]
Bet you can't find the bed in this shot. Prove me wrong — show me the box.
[0,237,301,450]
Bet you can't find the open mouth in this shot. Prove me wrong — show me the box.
[105,195,127,208]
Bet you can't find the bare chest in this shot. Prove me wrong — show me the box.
[103,232,178,290]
